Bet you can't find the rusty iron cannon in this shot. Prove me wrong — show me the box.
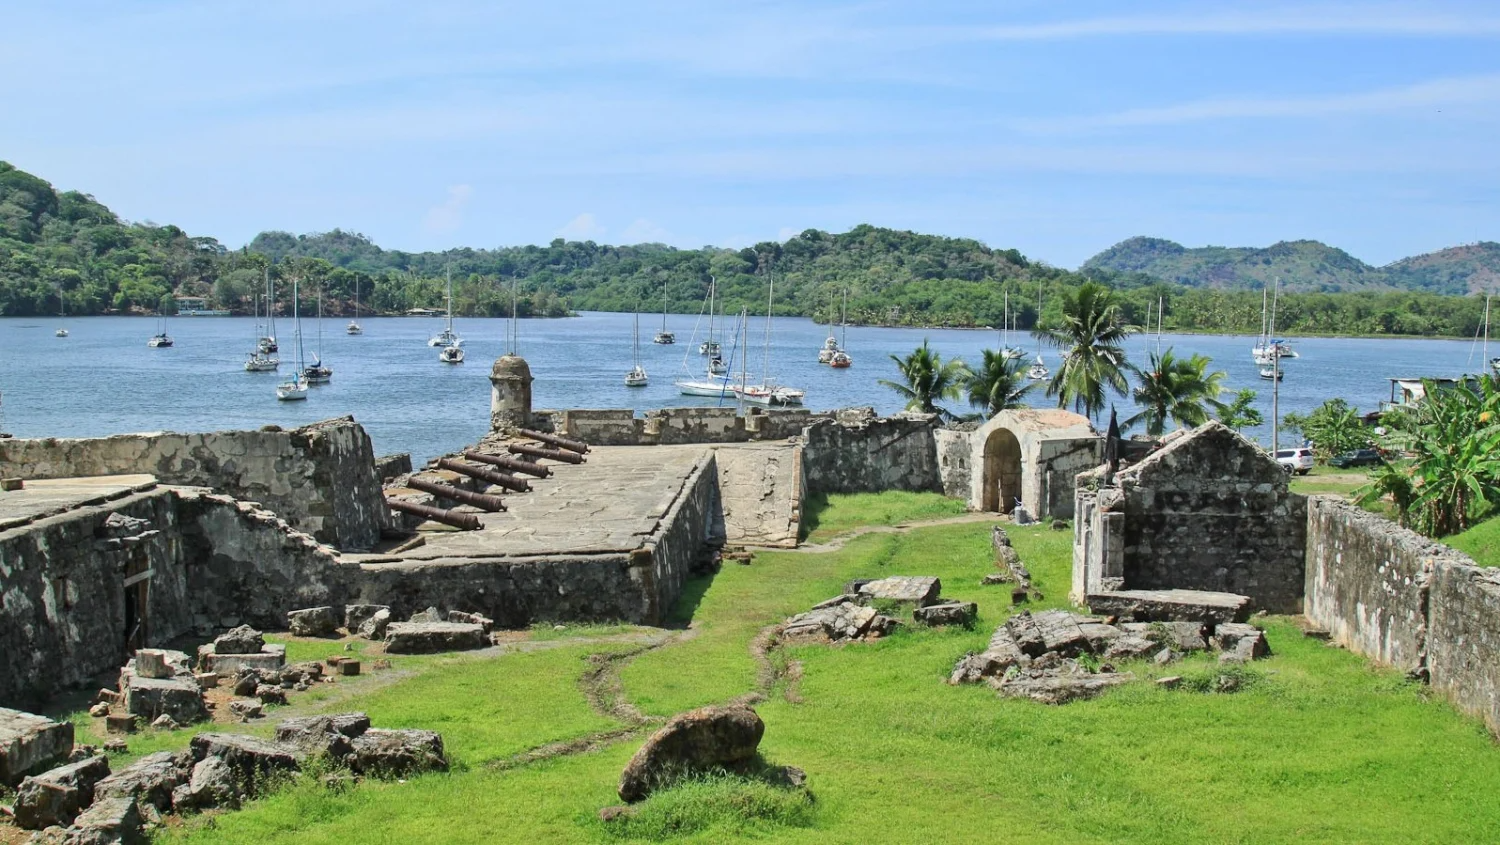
[507,442,584,465]
[516,428,590,455]
[405,477,507,512]
[435,458,532,492]
[386,498,482,530]
[463,450,552,478]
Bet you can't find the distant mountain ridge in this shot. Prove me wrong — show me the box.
[1081,236,1500,295]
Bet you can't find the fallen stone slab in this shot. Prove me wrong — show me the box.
[123,676,207,725]
[66,796,146,845]
[0,707,74,786]
[383,622,487,654]
[914,602,978,628]
[171,756,240,813]
[189,734,304,794]
[783,603,879,642]
[196,643,287,676]
[1102,634,1158,660]
[357,608,393,640]
[994,668,1133,705]
[13,755,111,829]
[213,625,265,655]
[855,576,941,609]
[1122,621,1209,652]
[1006,609,1100,658]
[275,713,371,758]
[348,729,448,778]
[344,604,390,632]
[1086,589,1251,625]
[1213,623,1270,663]
[446,610,495,634]
[131,649,190,681]
[94,751,190,812]
[618,705,764,802]
[287,606,340,637]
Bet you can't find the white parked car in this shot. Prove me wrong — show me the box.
[1275,447,1315,475]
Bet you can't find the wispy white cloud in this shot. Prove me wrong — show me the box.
[1022,72,1500,132]
[423,184,472,233]
[557,212,606,240]
[939,8,1500,41]
[620,218,671,243]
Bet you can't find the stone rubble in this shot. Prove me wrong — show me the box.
[196,625,287,676]
[949,608,1270,704]
[985,526,1040,601]
[12,755,111,829]
[0,707,74,786]
[383,621,487,654]
[286,606,340,638]
[784,575,977,643]
[618,705,765,803]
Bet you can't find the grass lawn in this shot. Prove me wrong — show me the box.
[1289,466,1368,499]
[102,492,1500,844]
[799,490,968,543]
[1445,515,1500,567]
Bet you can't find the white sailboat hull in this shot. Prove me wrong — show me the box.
[276,380,309,400]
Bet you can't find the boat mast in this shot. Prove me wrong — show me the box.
[841,287,848,349]
[1485,294,1491,366]
[1002,290,1008,351]
[316,282,323,361]
[293,279,304,375]
[1271,277,1280,456]
[445,266,454,335]
[266,267,276,340]
[762,274,773,384]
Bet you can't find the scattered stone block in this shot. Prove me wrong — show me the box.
[189,734,304,794]
[1,477,24,491]
[357,607,393,640]
[0,707,75,786]
[275,713,371,755]
[383,622,486,654]
[618,705,764,802]
[132,650,175,680]
[67,796,146,845]
[446,610,495,634]
[408,606,443,624]
[1086,589,1251,625]
[339,660,361,676]
[171,756,240,813]
[856,576,941,609]
[1103,635,1158,660]
[88,703,110,718]
[213,625,265,655]
[287,606,340,638]
[102,740,128,754]
[13,755,111,829]
[95,689,120,706]
[1007,609,1099,658]
[980,573,1011,586]
[228,700,263,720]
[149,715,179,731]
[280,662,325,686]
[1152,648,1179,666]
[94,751,190,812]
[782,601,897,642]
[344,604,390,632]
[193,673,219,691]
[1156,676,1183,689]
[123,676,206,725]
[914,602,978,627]
[1122,621,1208,652]
[1211,623,1270,662]
[993,663,1133,705]
[256,685,288,706]
[196,642,286,676]
[348,729,447,778]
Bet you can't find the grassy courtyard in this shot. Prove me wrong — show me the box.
[67,493,1500,843]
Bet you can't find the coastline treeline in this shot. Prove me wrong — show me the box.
[0,160,1491,338]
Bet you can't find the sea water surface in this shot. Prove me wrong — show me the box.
[0,313,1486,463]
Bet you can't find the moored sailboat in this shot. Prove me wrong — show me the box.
[626,303,648,386]
[733,275,805,406]
[428,267,463,347]
[347,276,363,335]
[302,283,332,384]
[653,287,675,344]
[276,281,309,401]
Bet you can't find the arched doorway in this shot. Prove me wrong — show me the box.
[982,428,1023,513]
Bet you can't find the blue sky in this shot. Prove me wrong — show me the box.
[2,1,1498,266]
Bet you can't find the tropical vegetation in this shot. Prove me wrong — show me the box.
[4,160,1500,337]
[1282,399,1370,461]
[964,350,1035,416]
[1217,388,1264,431]
[1126,349,1228,436]
[878,341,969,418]
[1033,281,1135,420]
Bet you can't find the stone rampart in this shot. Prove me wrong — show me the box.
[1428,561,1500,734]
[800,409,940,495]
[530,407,826,447]
[0,418,387,550]
[1303,496,1439,673]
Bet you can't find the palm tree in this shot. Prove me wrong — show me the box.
[966,349,1035,416]
[879,340,969,417]
[1032,281,1135,420]
[1126,348,1228,436]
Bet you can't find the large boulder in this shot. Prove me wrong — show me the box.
[213,626,265,655]
[287,606,340,638]
[12,755,111,829]
[0,707,73,786]
[383,622,486,654]
[93,751,191,812]
[855,576,941,609]
[122,676,206,725]
[618,705,764,803]
[344,604,389,632]
[65,796,146,845]
[274,713,371,759]
[347,729,447,778]
[357,608,393,640]
[914,602,978,628]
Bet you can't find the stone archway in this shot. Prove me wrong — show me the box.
[982,428,1023,513]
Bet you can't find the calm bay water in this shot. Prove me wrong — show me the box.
[0,312,1487,463]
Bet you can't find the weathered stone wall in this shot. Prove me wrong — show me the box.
[933,427,973,499]
[0,418,387,550]
[1427,561,1500,733]
[1037,437,1103,520]
[351,455,719,626]
[1303,496,1439,673]
[1071,481,1124,605]
[0,487,186,706]
[173,490,351,632]
[967,410,1099,518]
[1103,422,1307,613]
[800,409,940,495]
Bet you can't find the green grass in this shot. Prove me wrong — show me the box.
[1445,515,1500,567]
[126,492,1500,843]
[799,490,968,543]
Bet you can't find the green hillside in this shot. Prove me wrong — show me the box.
[1082,237,1391,293]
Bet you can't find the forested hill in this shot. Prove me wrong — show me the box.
[1,159,1496,337]
[1082,236,1500,295]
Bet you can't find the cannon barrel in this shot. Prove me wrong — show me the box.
[405,477,507,512]
[386,498,482,530]
[517,428,590,454]
[463,451,552,478]
[507,443,585,465]
[435,458,532,492]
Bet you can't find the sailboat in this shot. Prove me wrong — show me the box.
[626,304,648,387]
[698,276,720,357]
[428,267,463,347]
[347,277,363,335]
[147,311,173,348]
[258,268,278,354]
[829,289,851,368]
[678,308,745,397]
[653,288,675,344]
[733,275,805,406]
[1026,289,1047,379]
[302,283,333,384]
[55,294,68,337]
[276,281,309,401]
[245,293,280,371]
[439,343,464,364]
[818,294,839,364]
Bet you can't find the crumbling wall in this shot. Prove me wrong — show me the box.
[636,452,720,623]
[173,490,351,632]
[1071,479,1124,605]
[1304,496,1437,673]
[933,427,973,499]
[800,409,940,495]
[0,488,188,706]
[0,417,387,550]
[1036,437,1103,519]
[536,407,827,447]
